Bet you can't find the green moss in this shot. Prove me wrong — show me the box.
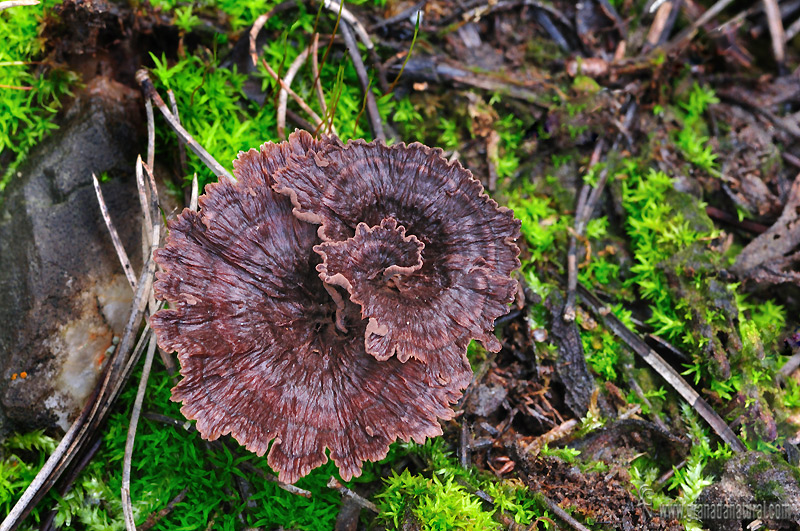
[673,82,720,175]
[0,0,78,191]
[375,439,547,530]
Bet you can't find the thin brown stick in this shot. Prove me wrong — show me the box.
[136,156,154,253]
[248,0,300,67]
[0,0,38,11]
[321,0,373,51]
[644,1,675,50]
[278,47,311,138]
[136,70,233,182]
[92,173,137,290]
[327,477,378,512]
[340,21,385,141]
[167,90,188,177]
[139,487,189,531]
[763,0,786,69]
[577,284,746,452]
[542,494,592,531]
[523,418,579,456]
[664,0,736,50]
[310,33,328,118]
[285,108,317,131]
[122,333,158,531]
[260,57,328,133]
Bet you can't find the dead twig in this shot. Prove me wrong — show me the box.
[248,0,300,67]
[320,0,373,52]
[310,33,327,118]
[260,58,329,134]
[136,69,233,182]
[0,0,39,11]
[327,477,379,512]
[663,0,737,50]
[785,15,800,41]
[92,173,137,290]
[167,90,188,179]
[370,0,426,31]
[542,493,592,531]
[763,0,786,71]
[136,156,154,253]
[643,0,681,52]
[277,47,311,138]
[139,487,189,531]
[577,283,746,452]
[121,334,158,531]
[523,418,579,456]
[341,21,385,141]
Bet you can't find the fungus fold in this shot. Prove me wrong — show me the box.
[151,131,520,483]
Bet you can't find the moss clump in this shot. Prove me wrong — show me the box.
[0,0,78,191]
[375,440,546,530]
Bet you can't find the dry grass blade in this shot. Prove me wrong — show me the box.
[340,21,384,141]
[310,33,328,117]
[763,0,786,68]
[167,89,187,176]
[92,172,137,290]
[136,156,154,253]
[277,47,311,138]
[190,173,199,212]
[135,69,234,182]
[122,333,158,531]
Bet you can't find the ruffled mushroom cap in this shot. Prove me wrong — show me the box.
[150,135,474,483]
[273,136,521,364]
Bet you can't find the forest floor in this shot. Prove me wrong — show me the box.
[2,0,800,530]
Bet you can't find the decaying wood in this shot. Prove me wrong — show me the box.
[732,173,800,284]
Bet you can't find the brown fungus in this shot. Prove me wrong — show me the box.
[151,131,520,483]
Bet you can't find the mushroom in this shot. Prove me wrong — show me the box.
[151,131,520,483]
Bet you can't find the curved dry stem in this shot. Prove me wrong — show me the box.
[278,47,311,138]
